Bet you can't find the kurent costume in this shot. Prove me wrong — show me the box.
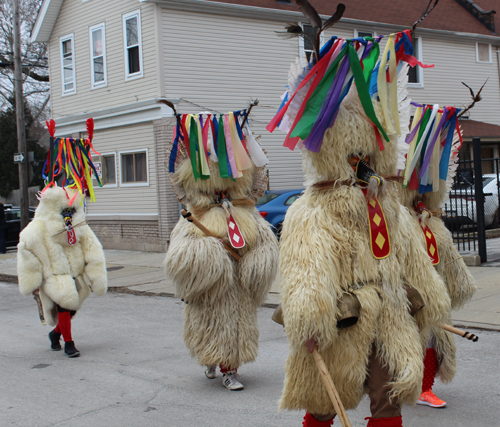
[267,31,451,426]
[396,108,476,407]
[17,119,107,357]
[164,111,279,390]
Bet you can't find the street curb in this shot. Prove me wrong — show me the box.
[463,255,481,266]
[4,274,499,332]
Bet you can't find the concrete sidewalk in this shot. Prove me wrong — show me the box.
[1,247,499,331]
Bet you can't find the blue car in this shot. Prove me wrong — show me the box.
[256,189,304,239]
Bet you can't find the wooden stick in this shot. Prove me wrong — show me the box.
[439,323,479,342]
[312,345,353,427]
[181,209,241,261]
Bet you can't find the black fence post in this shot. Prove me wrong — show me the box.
[472,137,487,263]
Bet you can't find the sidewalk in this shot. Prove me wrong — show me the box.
[1,248,498,331]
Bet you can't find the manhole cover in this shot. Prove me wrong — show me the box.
[106,266,124,272]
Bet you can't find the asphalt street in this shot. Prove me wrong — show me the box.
[1,281,499,427]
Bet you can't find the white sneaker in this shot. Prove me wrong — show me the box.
[222,370,244,391]
[205,365,217,379]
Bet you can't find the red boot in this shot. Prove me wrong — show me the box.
[365,415,402,427]
[303,412,334,426]
[417,348,446,408]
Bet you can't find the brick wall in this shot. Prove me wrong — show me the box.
[89,219,165,252]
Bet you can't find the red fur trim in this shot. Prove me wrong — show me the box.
[46,119,56,137]
[303,412,334,427]
[422,347,438,393]
[365,415,402,427]
[86,118,94,140]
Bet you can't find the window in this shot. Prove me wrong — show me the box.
[355,30,374,38]
[285,193,302,206]
[476,43,491,63]
[120,150,148,186]
[90,23,107,88]
[123,10,143,80]
[60,34,76,95]
[92,153,116,186]
[301,24,317,64]
[408,36,423,87]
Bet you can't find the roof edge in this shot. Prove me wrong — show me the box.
[30,0,64,43]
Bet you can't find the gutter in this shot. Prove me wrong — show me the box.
[140,0,500,42]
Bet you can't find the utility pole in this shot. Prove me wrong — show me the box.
[12,0,30,230]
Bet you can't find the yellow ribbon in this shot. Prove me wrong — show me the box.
[377,35,396,136]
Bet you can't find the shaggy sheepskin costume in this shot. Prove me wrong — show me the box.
[165,155,279,375]
[397,169,476,392]
[17,186,107,331]
[278,86,451,419]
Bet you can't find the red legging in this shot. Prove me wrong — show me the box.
[219,365,237,374]
[54,311,72,342]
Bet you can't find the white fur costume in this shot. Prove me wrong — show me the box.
[17,186,107,325]
[398,170,476,384]
[278,88,451,415]
[165,157,279,369]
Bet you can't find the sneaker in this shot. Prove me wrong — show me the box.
[64,341,81,358]
[417,391,447,408]
[48,330,62,351]
[205,365,217,379]
[222,371,244,391]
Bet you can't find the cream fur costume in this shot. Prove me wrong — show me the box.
[165,154,279,369]
[17,186,107,326]
[397,155,476,384]
[278,86,451,416]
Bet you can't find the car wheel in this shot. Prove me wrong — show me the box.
[274,223,283,241]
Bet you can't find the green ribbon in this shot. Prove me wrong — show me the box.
[290,46,347,140]
[189,117,200,181]
[347,43,389,142]
[217,115,229,178]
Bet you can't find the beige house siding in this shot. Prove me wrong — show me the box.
[87,122,158,215]
[48,0,160,119]
[407,34,500,126]
[161,7,306,190]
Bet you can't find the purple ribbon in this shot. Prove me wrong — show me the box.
[304,46,354,152]
[419,107,449,178]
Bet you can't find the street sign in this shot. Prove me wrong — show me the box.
[14,153,25,163]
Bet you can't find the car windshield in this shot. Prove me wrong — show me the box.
[256,193,280,206]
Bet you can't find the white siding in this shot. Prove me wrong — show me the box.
[407,34,500,125]
[162,8,308,190]
[48,0,160,118]
[86,122,158,215]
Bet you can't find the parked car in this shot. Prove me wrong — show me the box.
[256,189,304,239]
[5,205,36,248]
[443,173,499,229]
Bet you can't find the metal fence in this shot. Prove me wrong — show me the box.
[442,138,500,262]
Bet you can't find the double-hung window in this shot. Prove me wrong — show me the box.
[90,23,107,88]
[123,10,143,80]
[120,149,149,186]
[60,34,76,95]
[408,36,423,87]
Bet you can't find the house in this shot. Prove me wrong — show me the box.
[31,0,500,251]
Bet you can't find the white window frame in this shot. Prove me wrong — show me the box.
[93,152,118,188]
[60,34,77,96]
[354,29,376,39]
[89,22,107,89]
[408,36,424,89]
[476,42,492,63]
[299,23,324,68]
[122,10,144,81]
[119,148,149,187]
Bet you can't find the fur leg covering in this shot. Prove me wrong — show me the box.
[55,311,72,342]
[431,320,457,384]
[303,412,334,427]
[422,348,438,393]
[365,416,402,427]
